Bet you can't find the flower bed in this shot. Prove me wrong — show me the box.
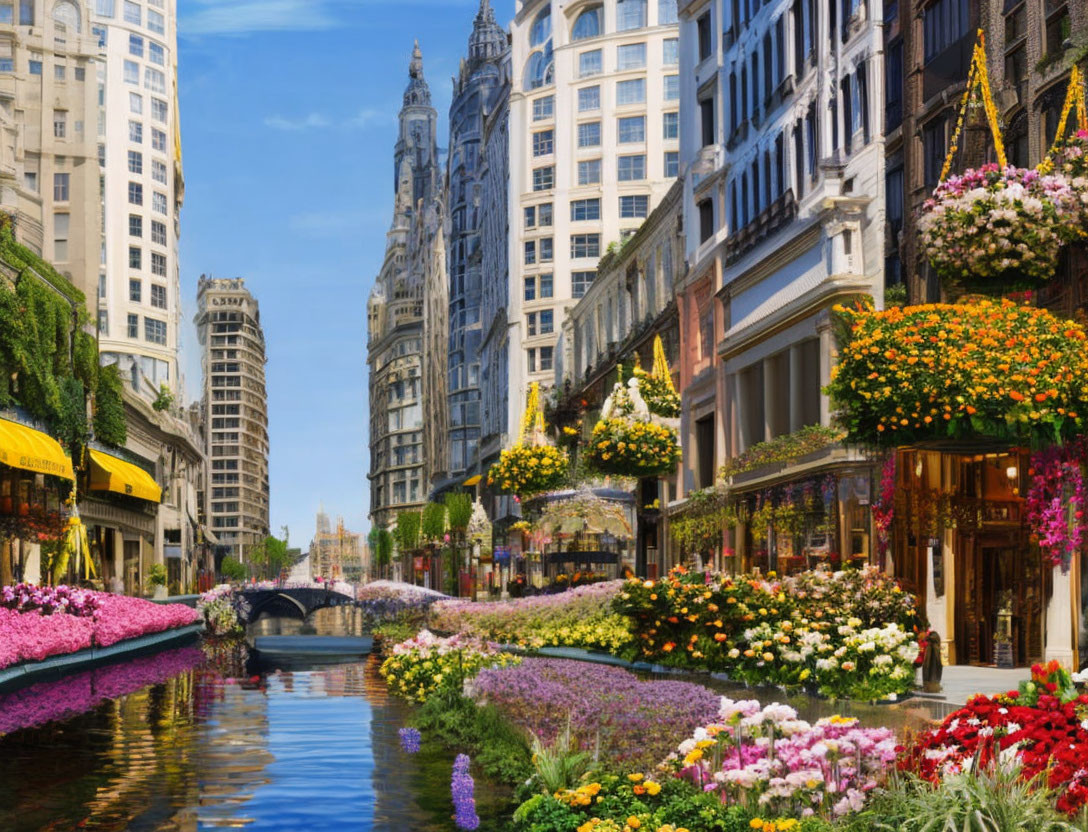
[429,581,633,653]
[470,658,721,773]
[0,587,199,671]
[378,630,520,703]
[901,661,1088,816]
[827,298,1088,446]
[719,426,844,480]
[612,567,920,701]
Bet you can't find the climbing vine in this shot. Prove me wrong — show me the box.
[93,365,127,448]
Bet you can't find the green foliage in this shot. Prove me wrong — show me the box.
[670,486,736,556]
[445,492,473,531]
[720,424,844,479]
[55,376,89,450]
[394,510,421,553]
[93,364,127,447]
[220,556,246,582]
[147,562,167,588]
[883,282,908,307]
[413,693,533,786]
[528,720,594,795]
[248,535,290,578]
[368,527,393,567]
[151,383,174,412]
[421,501,447,541]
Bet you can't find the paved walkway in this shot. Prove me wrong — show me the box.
[916,665,1027,707]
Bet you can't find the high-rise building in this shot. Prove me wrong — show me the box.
[92,0,183,401]
[367,43,444,533]
[195,276,270,563]
[441,0,508,489]
[503,0,679,438]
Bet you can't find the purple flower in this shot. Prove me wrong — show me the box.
[451,754,480,830]
[398,726,421,754]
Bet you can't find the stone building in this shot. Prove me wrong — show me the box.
[367,43,445,535]
[310,510,363,582]
[195,276,270,564]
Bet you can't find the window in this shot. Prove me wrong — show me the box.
[145,67,165,94]
[151,252,166,276]
[572,5,602,41]
[663,38,679,66]
[532,129,554,156]
[922,117,945,188]
[532,166,554,191]
[616,0,647,30]
[524,50,553,90]
[659,0,678,24]
[128,181,143,205]
[152,191,167,214]
[699,199,714,242]
[0,3,11,23]
[579,49,602,78]
[151,128,166,151]
[524,205,536,228]
[127,314,139,338]
[617,43,646,70]
[539,237,553,262]
[571,234,601,258]
[524,276,537,301]
[923,0,968,62]
[663,111,679,139]
[129,34,144,56]
[147,9,164,34]
[700,97,715,145]
[528,348,536,373]
[74,66,85,81]
[539,345,554,371]
[571,198,601,221]
[532,96,554,120]
[148,42,164,66]
[151,219,166,245]
[127,150,143,174]
[573,271,594,298]
[53,172,69,201]
[620,194,649,218]
[53,110,66,139]
[578,159,602,185]
[124,60,139,85]
[129,92,142,114]
[129,121,143,143]
[129,279,141,302]
[145,318,167,345]
[129,214,143,237]
[53,213,69,262]
[28,59,41,75]
[578,86,600,111]
[524,240,536,265]
[151,98,167,122]
[530,7,551,46]
[122,0,139,24]
[152,160,167,184]
[98,310,108,336]
[618,154,646,180]
[24,172,36,192]
[54,64,66,81]
[618,115,645,143]
[538,203,553,226]
[540,309,554,333]
[616,78,645,105]
[539,273,553,298]
[92,24,107,45]
[664,151,679,177]
[526,312,538,336]
[698,12,712,60]
[578,121,601,147]
[129,246,141,269]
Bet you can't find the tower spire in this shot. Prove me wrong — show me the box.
[403,39,432,107]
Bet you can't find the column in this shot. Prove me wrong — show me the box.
[1046,565,1077,669]
[789,344,803,432]
[818,321,832,426]
[762,356,775,442]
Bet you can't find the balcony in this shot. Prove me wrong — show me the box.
[725,189,798,267]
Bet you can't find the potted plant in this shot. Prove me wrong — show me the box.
[147,562,168,599]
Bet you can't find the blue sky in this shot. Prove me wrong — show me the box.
[177,0,515,550]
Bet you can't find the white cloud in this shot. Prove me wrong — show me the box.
[181,0,339,37]
[347,108,394,130]
[263,112,332,131]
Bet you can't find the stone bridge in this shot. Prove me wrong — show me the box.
[239,586,356,623]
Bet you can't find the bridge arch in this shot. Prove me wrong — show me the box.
[240,587,356,624]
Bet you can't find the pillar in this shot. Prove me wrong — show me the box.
[1046,565,1078,669]
[789,344,803,433]
[818,321,833,426]
[762,356,775,442]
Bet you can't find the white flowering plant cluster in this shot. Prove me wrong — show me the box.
[813,622,919,702]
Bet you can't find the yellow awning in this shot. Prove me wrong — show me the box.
[463,475,482,487]
[89,450,161,503]
[0,418,74,480]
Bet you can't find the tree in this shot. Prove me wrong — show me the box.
[445,493,472,532]
[443,493,473,596]
[368,527,393,580]
[421,502,447,542]
[394,510,421,554]
[221,556,246,582]
[248,535,290,580]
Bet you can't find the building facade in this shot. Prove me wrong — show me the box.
[506,0,681,423]
[195,276,270,563]
[93,0,183,402]
[310,509,363,582]
[367,43,444,532]
[442,1,508,491]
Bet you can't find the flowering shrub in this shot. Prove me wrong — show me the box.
[666,698,898,820]
[0,583,101,617]
[471,658,721,773]
[827,299,1088,446]
[430,581,633,653]
[584,418,682,478]
[197,585,248,636]
[1025,442,1088,570]
[90,593,200,647]
[487,444,569,497]
[720,426,844,480]
[918,164,1081,287]
[378,630,520,703]
[613,567,919,700]
[901,661,1088,817]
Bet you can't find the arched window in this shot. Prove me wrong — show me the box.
[616,0,647,30]
[524,51,549,90]
[530,8,551,46]
[52,0,81,31]
[572,5,602,41]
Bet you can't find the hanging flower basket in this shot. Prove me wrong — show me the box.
[584,374,680,478]
[631,335,680,418]
[827,297,1088,446]
[918,164,1082,291]
[487,382,569,497]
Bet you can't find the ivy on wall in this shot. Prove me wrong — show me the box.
[93,365,127,448]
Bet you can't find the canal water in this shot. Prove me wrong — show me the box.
[0,609,511,831]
